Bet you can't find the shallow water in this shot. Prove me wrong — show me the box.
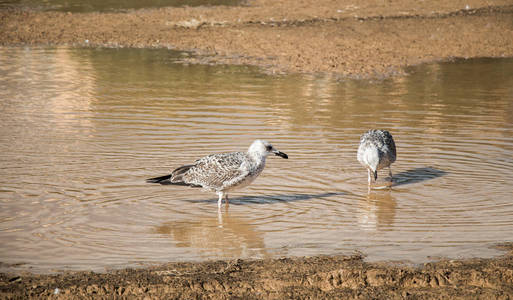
[0,47,512,273]
[0,0,241,12]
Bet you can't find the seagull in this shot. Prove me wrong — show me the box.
[146,140,288,208]
[357,129,396,185]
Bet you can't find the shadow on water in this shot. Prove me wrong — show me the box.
[392,167,447,187]
[185,192,346,205]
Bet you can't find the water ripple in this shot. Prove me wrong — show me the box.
[1,48,513,272]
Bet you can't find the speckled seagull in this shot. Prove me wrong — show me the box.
[357,129,396,184]
[146,140,288,208]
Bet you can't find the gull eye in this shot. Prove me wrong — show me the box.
[266,145,273,151]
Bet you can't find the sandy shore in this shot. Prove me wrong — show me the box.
[1,0,513,77]
[2,1,513,298]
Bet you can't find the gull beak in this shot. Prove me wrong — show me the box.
[273,150,288,159]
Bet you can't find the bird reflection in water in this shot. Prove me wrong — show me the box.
[154,209,269,259]
[357,189,396,231]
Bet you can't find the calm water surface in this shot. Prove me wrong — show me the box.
[0,47,512,273]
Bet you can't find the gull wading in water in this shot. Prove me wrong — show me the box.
[357,129,396,185]
[146,140,288,208]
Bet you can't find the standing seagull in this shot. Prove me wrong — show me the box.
[357,129,396,185]
[146,140,288,208]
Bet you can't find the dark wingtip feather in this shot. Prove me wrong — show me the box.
[147,164,200,187]
[146,174,172,184]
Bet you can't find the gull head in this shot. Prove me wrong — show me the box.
[248,140,288,159]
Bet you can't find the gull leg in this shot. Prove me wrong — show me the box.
[225,194,229,207]
[389,167,393,180]
[367,169,372,185]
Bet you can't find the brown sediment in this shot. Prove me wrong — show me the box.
[1,244,513,298]
[1,0,513,78]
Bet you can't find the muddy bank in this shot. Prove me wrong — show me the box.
[1,0,513,77]
[1,244,513,299]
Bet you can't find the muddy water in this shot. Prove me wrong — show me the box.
[0,48,512,273]
[0,0,241,12]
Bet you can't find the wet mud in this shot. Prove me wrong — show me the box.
[2,244,513,299]
[1,0,513,77]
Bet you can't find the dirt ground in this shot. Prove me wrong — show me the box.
[2,1,513,298]
[1,0,513,77]
[1,244,513,299]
